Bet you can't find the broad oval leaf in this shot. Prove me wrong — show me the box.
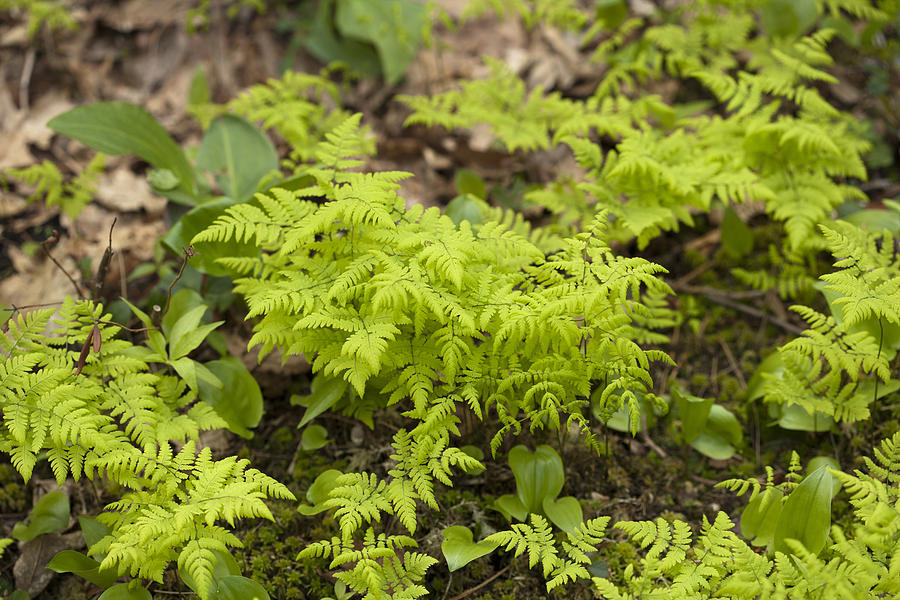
[773,466,833,555]
[178,548,242,596]
[300,424,332,451]
[508,445,565,514]
[440,526,499,572]
[721,205,754,258]
[167,304,222,361]
[47,550,118,589]
[97,583,152,600]
[77,515,110,554]
[807,456,842,498]
[494,494,528,522]
[196,115,278,202]
[12,490,70,542]
[293,375,350,428]
[298,469,343,515]
[198,357,264,438]
[775,403,834,432]
[335,0,428,84]
[48,102,195,199]
[740,486,783,548]
[690,405,742,460]
[213,576,271,600]
[672,385,714,443]
[542,496,583,534]
[170,197,261,277]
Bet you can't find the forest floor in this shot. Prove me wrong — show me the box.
[1,1,899,599]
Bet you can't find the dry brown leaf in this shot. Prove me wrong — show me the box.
[97,0,193,31]
[94,168,167,214]
[14,531,83,598]
[0,93,73,170]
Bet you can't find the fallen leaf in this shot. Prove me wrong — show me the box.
[95,168,166,214]
[14,531,83,598]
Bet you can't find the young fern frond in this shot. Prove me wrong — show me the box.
[2,153,105,219]
[195,114,673,597]
[0,297,293,599]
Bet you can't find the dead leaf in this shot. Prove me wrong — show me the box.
[0,92,74,170]
[95,168,167,214]
[97,0,193,31]
[14,531,84,598]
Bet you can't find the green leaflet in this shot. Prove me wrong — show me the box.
[198,357,264,439]
[48,102,196,201]
[773,466,834,555]
[673,386,742,459]
[0,298,292,600]
[300,424,332,451]
[196,115,279,203]
[12,491,69,542]
[48,550,119,589]
[440,526,499,571]
[740,486,783,549]
[97,584,152,600]
[496,445,583,533]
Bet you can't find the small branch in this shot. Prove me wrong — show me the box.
[41,231,85,298]
[718,337,747,389]
[641,421,668,459]
[670,282,804,335]
[159,245,197,323]
[448,563,512,600]
[92,218,117,300]
[93,319,157,333]
[19,47,35,111]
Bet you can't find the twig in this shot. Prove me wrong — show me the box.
[442,573,454,600]
[448,563,512,600]
[717,337,747,389]
[41,230,85,298]
[93,319,157,333]
[19,48,35,111]
[93,218,117,300]
[159,245,197,322]
[641,421,668,459]
[670,282,804,335]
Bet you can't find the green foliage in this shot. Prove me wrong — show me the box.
[440,526,499,572]
[48,102,198,204]
[12,489,69,542]
[300,0,429,85]
[486,514,610,591]
[223,70,358,163]
[185,0,265,34]
[494,445,583,533]
[720,455,842,555]
[761,221,900,425]
[0,298,293,598]
[403,3,874,251]
[195,113,674,595]
[672,385,743,460]
[461,0,586,30]
[0,0,76,37]
[2,153,104,219]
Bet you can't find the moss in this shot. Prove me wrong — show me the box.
[0,464,26,513]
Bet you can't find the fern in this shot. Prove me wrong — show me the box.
[227,70,366,164]
[3,153,104,219]
[403,4,873,252]
[194,114,674,595]
[486,514,611,591]
[0,0,77,37]
[0,298,293,598]
[461,0,586,29]
[762,222,900,423]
